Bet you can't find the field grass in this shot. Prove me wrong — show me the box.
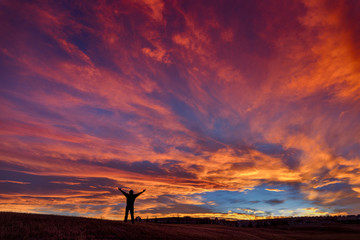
[1,212,360,240]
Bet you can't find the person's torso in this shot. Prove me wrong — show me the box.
[126,195,137,207]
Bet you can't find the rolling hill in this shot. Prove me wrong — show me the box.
[1,212,360,240]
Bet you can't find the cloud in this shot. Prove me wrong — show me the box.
[0,180,30,185]
[264,199,285,205]
[79,159,197,179]
[1,0,360,219]
[236,208,265,215]
[265,189,285,192]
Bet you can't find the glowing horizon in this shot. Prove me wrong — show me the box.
[1,0,360,220]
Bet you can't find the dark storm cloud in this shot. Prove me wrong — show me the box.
[254,142,302,169]
[139,204,211,214]
[175,145,202,156]
[264,199,285,205]
[231,161,256,170]
[79,159,197,179]
[0,169,118,195]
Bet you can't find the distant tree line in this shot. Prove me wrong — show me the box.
[142,215,360,227]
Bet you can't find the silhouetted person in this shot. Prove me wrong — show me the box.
[118,187,145,223]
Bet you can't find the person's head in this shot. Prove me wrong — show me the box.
[130,190,134,194]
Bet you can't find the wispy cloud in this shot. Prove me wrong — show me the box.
[265,189,285,192]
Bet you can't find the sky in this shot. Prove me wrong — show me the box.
[1,0,360,220]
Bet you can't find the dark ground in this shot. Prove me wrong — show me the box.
[1,212,360,240]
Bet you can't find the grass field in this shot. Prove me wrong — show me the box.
[1,212,360,240]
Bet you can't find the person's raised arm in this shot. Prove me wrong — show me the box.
[118,187,128,196]
[135,189,146,197]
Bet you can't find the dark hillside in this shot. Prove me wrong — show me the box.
[1,212,360,240]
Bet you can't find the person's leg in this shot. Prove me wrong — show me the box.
[124,207,129,222]
[130,208,134,224]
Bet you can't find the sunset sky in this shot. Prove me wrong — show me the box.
[1,0,360,220]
